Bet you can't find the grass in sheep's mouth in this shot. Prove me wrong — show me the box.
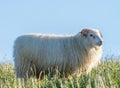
[0,57,120,88]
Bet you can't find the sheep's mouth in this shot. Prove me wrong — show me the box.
[96,40,103,46]
[96,43,103,46]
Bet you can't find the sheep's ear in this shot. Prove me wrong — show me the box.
[80,28,90,37]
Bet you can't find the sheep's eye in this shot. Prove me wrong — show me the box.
[90,34,93,37]
[90,34,96,39]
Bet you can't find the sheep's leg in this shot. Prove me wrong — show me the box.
[15,58,37,79]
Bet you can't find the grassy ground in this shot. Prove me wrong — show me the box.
[0,57,120,88]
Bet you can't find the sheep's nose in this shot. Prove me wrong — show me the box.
[99,40,103,46]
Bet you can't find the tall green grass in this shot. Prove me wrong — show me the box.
[0,57,120,88]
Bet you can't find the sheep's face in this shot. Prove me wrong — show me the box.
[81,28,103,47]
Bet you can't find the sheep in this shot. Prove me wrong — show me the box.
[13,28,103,79]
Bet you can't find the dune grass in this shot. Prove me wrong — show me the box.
[0,57,120,88]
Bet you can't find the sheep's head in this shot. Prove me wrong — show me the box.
[80,28,103,47]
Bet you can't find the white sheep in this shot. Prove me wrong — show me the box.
[13,28,103,79]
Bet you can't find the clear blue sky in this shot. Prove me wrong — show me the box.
[0,0,120,63]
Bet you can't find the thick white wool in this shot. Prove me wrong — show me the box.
[13,29,103,78]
